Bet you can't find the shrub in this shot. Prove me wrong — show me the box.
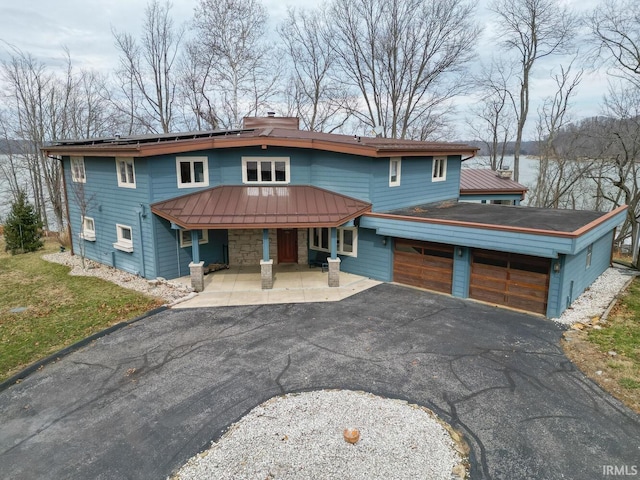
[3,191,44,255]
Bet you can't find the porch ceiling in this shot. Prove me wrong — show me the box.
[150,185,372,229]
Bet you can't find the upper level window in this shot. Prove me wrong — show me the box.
[177,156,209,188]
[80,216,96,241]
[180,229,209,248]
[71,156,86,183]
[309,227,358,257]
[432,156,447,182]
[113,224,134,252]
[242,157,290,184]
[586,244,593,268]
[116,158,136,188]
[389,157,401,187]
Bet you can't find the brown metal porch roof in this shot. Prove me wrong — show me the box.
[150,185,372,229]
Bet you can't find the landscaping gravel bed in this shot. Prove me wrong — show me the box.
[171,390,468,480]
[42,251,194,306]
[552,266,637,326]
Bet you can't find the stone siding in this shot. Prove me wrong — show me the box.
[228,228,308,265]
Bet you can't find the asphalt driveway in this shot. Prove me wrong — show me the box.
[1,284,639,479]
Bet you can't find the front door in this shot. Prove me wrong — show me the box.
[277,229,298,263]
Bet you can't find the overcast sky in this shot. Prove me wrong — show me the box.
[0,0,608,139]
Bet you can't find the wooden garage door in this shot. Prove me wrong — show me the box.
[470,249,550,314]
[394,240,454,294]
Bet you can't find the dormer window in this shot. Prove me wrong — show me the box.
[432,156,447,182]
[242,157,290,184]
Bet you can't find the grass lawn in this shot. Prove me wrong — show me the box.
[563,276,640,414]
[588,279,640,395]
[0,238,163,383]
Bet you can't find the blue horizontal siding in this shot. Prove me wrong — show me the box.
[338,227,392,281]
[452,247,470,298]
[360,216,573,258]
[66,156,153,276]
[371,156,460,212]
[550,230,614,317]
[153,217,228,279]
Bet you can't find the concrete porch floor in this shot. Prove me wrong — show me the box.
[172,263,381,308]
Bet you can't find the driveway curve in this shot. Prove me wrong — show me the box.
[1,284,639,479]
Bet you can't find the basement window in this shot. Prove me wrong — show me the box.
[113,224,134,252]
[80,216,96,241]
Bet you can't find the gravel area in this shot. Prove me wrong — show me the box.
[552,266,637,326]
[42,251,195,306]
[171,390,468,480]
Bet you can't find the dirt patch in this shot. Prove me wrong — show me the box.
[562,307,640,415]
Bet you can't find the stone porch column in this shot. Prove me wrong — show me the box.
[261,259,274,289]
[328,257,341,287]
[189,261,205,292]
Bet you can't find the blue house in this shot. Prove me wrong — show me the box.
[45,115,627,317]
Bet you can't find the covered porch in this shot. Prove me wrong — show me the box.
[171,263,380,308]
[151,185,372,292]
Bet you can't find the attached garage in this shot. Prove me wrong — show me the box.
[469,249,550,315]
[393,239,453,294]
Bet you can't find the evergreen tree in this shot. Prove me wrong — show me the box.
[3,190,44,255]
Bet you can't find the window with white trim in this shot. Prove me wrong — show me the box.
[432,156,447,182]
[586,244,593,268]
[180,229,209,248]
[71,156,86,183]
[80,216,96,241]
[309,227,358,257]
[113,224,134,252]
[176,157,209,188]
[389,157,401,186]
[116,157,136,188]
[242,157,290,184]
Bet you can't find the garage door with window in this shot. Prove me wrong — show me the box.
[470,249,550,314]
[394,240,454,294]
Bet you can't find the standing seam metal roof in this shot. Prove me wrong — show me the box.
[150,185,372,229]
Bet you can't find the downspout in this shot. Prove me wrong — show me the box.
[138,205,146,278]
[49,154,74,256]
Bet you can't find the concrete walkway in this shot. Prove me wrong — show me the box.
[172,264,381,308]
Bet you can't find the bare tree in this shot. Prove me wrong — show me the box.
[467,60,517,171]
[1,48,63,230]
[179,41,219,130]
[328,0,479,140]
[591,86,640,265]
[69,180,97,269]
[530,62,591,209]
[192,0,279,129]
[590,0,640,90]
[113,0,184,133]
[278,6,353,133]
[490,0,578,181]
